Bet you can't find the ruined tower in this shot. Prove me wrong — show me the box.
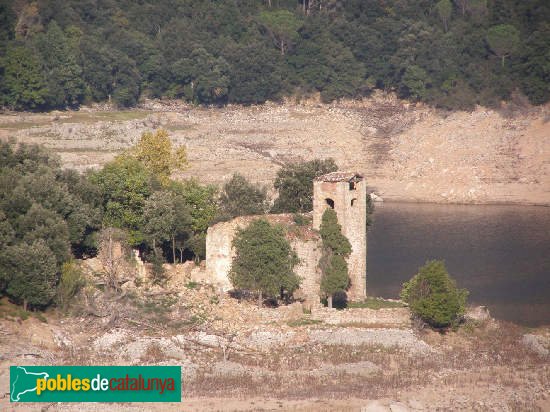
[313,172,367,300]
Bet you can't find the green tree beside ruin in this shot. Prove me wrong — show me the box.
[319,208,352,308]
[218,173,268,221]
[272,159,338,213]
[229,219,300,307]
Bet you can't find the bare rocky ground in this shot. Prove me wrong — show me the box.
[0,92,548,205]
[0,265,549,411]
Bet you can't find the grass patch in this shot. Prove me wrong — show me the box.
[347,297,405,310]
[58,111,150,124]
[185,281,200,290]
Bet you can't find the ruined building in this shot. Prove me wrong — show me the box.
[203,172,367,303]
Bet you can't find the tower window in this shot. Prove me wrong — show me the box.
[349,181,356,190]
[325,198,334,209]
[351,198,357,206]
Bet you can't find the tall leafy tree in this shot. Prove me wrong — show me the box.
[219,173,268,221]
[258,10,302,55]
[34,21,85,107]
[487,24,520,67]
[435,0,453,32]
[0,46,48,109]
[89,155,155,246]
[143,191,176,256]
[319,208,352,308]
[272,159,338,213]
[131,129,188,185]
[170,48,230,104]
[229,219,300,307]
[170,179,218,234]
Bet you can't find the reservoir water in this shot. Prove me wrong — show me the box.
[366,202,550,326]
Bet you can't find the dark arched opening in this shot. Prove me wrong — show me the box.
[325,198,334,209]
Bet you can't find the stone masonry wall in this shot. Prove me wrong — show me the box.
[310,306,411,327]
[205,214,323,303]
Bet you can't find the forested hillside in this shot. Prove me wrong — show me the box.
[0,0,548,111]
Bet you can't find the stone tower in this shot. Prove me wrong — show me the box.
[313,172,367,300]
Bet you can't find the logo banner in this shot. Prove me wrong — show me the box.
[10,366,181,402]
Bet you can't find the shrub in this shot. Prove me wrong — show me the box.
[400,260,468,329]
[56,261,85,311]
[150,252,167,285]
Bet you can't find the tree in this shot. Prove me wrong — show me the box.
[401,65,430,101]
[16,203,71,265]
[272,159,338,213]
[0,45,48,110]
[131,129,188,185]
[169,48,230,104]
[258,10,302,55]
[518,24,550,104]
[487,24,521,67]
[320,254,350,308]
[34,21,85,108]
[227,43,284,104]
[170,179,218,234]
[143,191,176,257]
[319,208,352,308]
[400,260,468,329]
[218,173,268,221]
[288,27,367,102]
[0,240,58,310]
[90,155,155,246]
[229,219,300,307]
[435,0,452,32]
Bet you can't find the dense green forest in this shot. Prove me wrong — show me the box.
[0,0,548,111]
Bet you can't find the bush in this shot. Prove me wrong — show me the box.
[401,260,468,329]
[150,252,167,285]
[56,261,85,311]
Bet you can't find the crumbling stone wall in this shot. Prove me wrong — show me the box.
[310,307,411,327]
[205,214,323,303]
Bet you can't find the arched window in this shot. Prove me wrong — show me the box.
[351,198,357,206]
[325,198,334,209]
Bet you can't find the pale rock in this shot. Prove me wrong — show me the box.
[362,400,390,412]
[390,402,410,412]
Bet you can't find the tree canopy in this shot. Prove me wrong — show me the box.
[218,173,268,221]
[319,208,352,308]
[0,0,548,110]
[401,260,468,329]
[272,159,338,213]
[229,219,300,306]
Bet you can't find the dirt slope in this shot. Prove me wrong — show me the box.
[1,93,548,204]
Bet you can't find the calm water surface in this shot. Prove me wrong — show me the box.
[366,202,550,326]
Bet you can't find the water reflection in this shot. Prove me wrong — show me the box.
[366,202,550,326]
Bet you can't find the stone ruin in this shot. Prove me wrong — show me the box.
[201,172,368,304]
